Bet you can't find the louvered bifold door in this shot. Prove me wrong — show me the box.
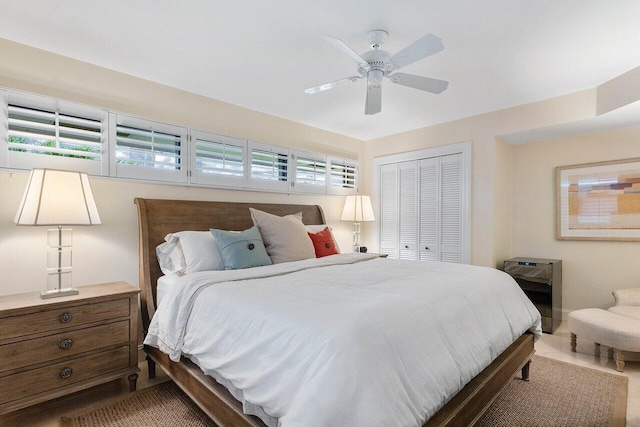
[379,163,399,258]
[440,153,463,262]
[419,158,440,261]
[398,161,418,260]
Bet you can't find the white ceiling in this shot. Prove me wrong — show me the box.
[1,1,640,141]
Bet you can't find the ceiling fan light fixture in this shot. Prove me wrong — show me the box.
[305,29,449,115]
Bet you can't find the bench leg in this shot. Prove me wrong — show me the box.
[608,347,614,360]
[616,349,625,372]
[570,333,577,352]
[594,342,601,357]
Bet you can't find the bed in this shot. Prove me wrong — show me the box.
[135,197,540,427]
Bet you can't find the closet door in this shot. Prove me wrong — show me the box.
[440,153,463,262]
[418,157,440,261]
[379,163,399,258]
[398,161,418,260]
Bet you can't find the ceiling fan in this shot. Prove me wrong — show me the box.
[305,30,449,115]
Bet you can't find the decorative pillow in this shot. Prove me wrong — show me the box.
[164,231,225,275]
[210,226,272,270]
[249,208,316,264]
[307,227,339,258]
[305,225,341,253]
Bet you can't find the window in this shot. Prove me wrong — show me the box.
[327,157,358,195]
[0,88,358,195]
[291,150,327,194]
[191,130,246,186]
[110,113,187,183]
[0,90,107,174]
[249,141,289,191]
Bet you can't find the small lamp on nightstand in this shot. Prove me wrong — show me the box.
[340,195,375,253]
[14,168,101,299]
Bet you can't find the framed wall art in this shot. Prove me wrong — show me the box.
[557,158,640,241]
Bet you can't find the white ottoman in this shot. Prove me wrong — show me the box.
[567,308,640,372]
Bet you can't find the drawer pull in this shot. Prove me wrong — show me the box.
[59,312,73,323]
[59,367,73,379]
[59,338,73,350]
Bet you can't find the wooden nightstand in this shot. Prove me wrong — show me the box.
[0,282,140,414]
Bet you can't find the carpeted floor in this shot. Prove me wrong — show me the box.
[474,355,627,427]
[61,355,627,427]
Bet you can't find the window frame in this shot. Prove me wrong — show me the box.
[290,149,328,194]
[190,129,247,187]
[109,113,188,183]
[248,140,290,192]
[327,156,358,195]
[0,90,109,175]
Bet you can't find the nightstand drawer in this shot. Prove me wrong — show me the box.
[0,346,130,405]
[0,298,129,341]
[0,320,130,373]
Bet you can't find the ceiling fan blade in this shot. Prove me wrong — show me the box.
[389,34,444,70]
[326,36,371,71]
[389,73,449,94]
[365,81,382,115]
[304,76,362,94]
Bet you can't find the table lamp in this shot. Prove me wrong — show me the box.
[340,195,375,253]
[14,168,101,299]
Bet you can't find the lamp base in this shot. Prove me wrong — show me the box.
[40,287,79,299]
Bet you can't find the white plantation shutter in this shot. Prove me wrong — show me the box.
[0,89,359,195]
[3,91,107,174]
[111,113,187,183]
[440,153,463,262]
[191,130,246,186]
[380,163,399,258]
[249,141,289,191]
[327,157,358,195]
[398,161,418,260]
[419,157,440,261]
[291,150,327,194]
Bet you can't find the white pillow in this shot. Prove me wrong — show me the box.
[305,225,341,253]
[249,208,316,264]
[156,239,186,275]
[162,231,225,274]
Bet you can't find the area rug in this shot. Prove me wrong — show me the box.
[61,355,628,427]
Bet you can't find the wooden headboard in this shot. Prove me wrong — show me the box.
[134,198,326,332]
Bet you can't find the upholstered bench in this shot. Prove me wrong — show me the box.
[568,308,640,372]
[608,288,640,321]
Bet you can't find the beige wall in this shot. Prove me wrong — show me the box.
[512,126,640,313]
[2,37,639,313]
[0,39,364,296]
[362,89,598,267]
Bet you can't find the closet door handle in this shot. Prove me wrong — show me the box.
[404,245,409,249]
[425,247,429,250]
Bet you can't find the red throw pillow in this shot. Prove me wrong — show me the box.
[307,227,339,258]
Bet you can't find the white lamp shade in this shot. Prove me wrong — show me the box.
[341,195,375,222]
[14,169,102,226]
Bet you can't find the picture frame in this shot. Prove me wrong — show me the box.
[557,158,640,241]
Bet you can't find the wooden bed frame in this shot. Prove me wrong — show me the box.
[135,197,534,427]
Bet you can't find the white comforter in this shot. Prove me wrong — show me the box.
[145,254,541,427]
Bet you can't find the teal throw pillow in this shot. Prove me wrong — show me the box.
[210,226,272,270]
